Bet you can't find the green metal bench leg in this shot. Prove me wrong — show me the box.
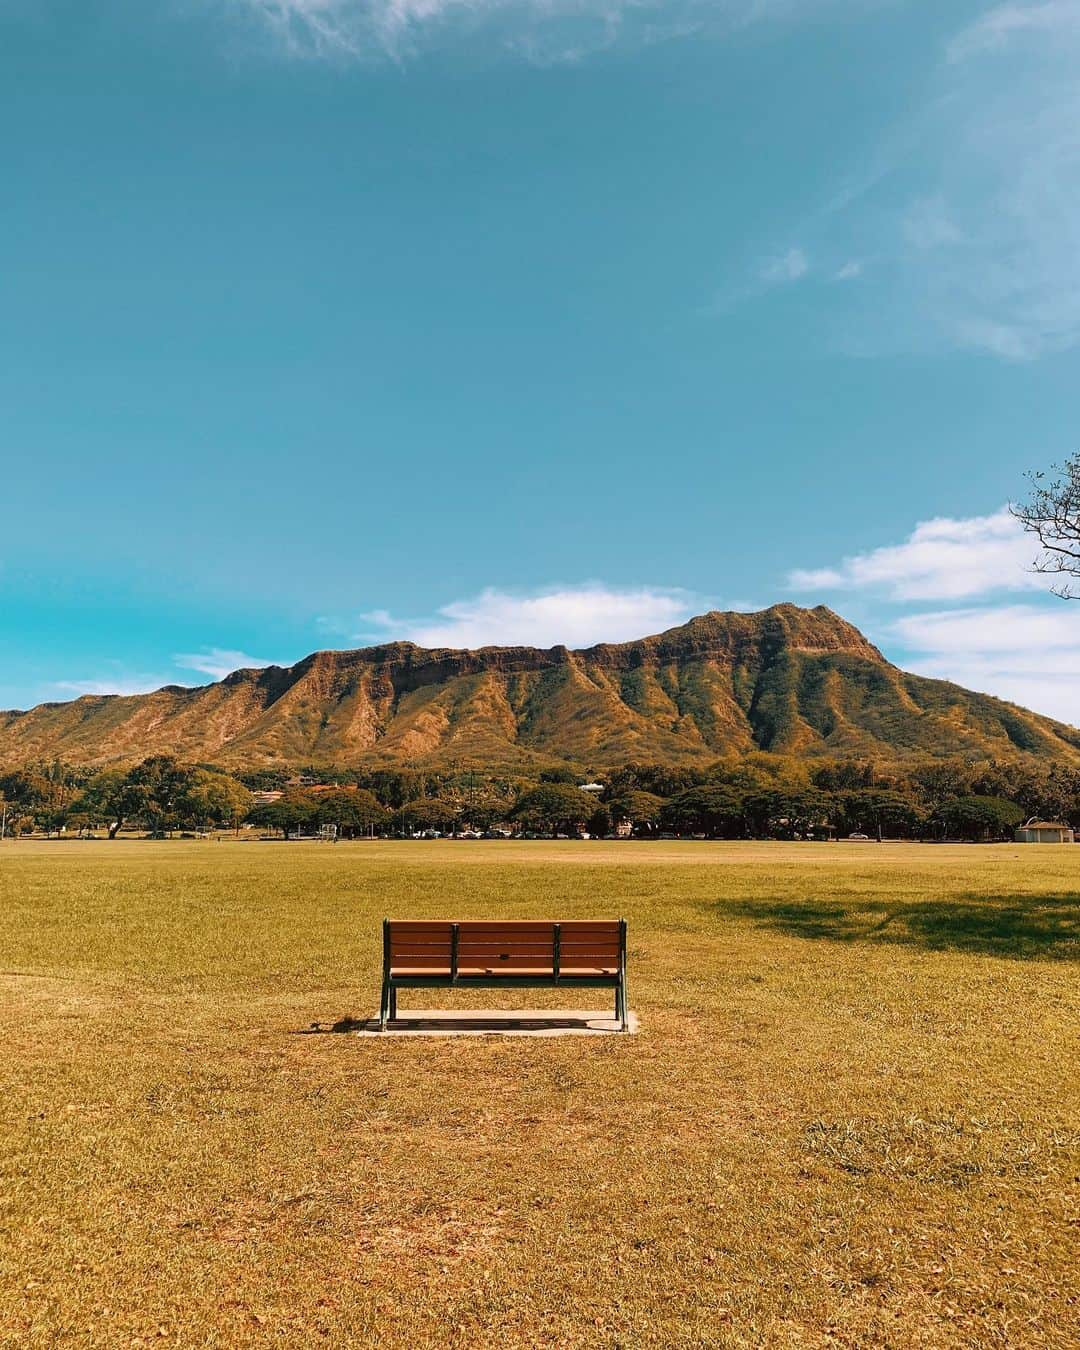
[615,977,628,1032]
[379,979,390,1031]
[389,986,397,1021]
[617,917,629,1032]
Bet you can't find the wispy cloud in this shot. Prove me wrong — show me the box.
[753,3,1080,359]
[761,248,809,285]
[224,0,875,63]
[788,508,1044,602]
[912,5,1080,358]
[46,649,280,701]
[355,583,702,648]
[232,0,455,60]
[895,603,1080,657]
[52,675,173,699]
[946,0,1080,62]
[893,604,1080,725]
[173,648,278,679]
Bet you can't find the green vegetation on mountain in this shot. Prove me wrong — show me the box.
[2,605,1078,771]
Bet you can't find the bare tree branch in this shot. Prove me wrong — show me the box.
[1012,454,1080,599]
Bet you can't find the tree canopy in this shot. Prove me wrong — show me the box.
[936,795,1025,841]
[1,748,1075,843]
[512,784,591,833]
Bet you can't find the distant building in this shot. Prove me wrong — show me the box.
[579,782,605,794]
[1014,819,1074,844]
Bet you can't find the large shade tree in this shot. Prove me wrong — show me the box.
[512,784,591,834]
[247,790,319,840]
[77,768,152,839]
[397,797,460,834]
[312,788,387,838]
[936,795,1024,842]
[836,789,925,840]
[607,789,666,835]
[660,785,745,838]
[179,771,253,832]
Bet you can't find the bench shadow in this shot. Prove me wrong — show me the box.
[720,892,1080,961]
[296,1017,370,1034]
[297,1013,628,1035]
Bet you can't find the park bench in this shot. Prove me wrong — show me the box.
[379,919,628,1031]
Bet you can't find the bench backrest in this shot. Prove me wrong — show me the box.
[385,919,624,976]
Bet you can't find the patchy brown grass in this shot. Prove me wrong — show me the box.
[0,839,1077,1347]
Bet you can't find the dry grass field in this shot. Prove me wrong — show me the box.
[1,840,1078,1348]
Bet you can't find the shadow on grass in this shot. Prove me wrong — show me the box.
[297,1017,368,1034]
[720,893,1080,960]
[296,1014,631,1035]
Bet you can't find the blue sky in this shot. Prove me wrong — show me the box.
[3,0,1080,723]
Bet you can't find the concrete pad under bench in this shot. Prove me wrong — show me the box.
[353,1008,639,1037]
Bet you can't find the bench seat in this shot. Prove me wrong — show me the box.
[379,919,628,1030]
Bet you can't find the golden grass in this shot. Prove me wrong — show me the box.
[0,840,1077,1347]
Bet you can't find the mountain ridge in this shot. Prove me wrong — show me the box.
[2,604,1077,769]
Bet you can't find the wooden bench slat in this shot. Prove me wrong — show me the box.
[457,961,555,974]
[456,945,556,955]
[555,954,620,965]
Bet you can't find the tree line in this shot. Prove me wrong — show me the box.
[2,751,1078,842]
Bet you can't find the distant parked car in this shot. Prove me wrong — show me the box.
[847,832,871,841]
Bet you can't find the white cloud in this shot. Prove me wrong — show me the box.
[919,11,1080,360]
[233,0,457,59]
[356,583,700,648]
[46,650,279,701]
[225,0,873,63]
[52,675,174,698]
[946,1,1080,62]
[173,648,278,679]
[833,260,863,282]
[905,3,1080,358]
[761,248,809,285]
[791,506,1080,722]
[902,197,965,252]
[789,508,1045,602]
[892,603,1080,725]
[894,604,1080,656]
[775,2,1080,360]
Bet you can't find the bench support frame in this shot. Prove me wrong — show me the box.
[380,919,628,1032]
